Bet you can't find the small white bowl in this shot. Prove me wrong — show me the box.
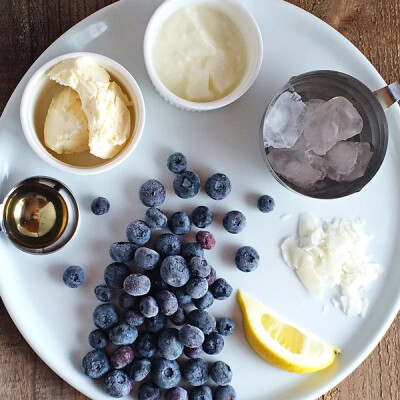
[144,0,263,111]
[20,52,145,175]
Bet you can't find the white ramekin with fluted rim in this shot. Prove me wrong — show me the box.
[20,52,145,175]
[144,0,263,112]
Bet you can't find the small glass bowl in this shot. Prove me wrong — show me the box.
[259,70,389,199]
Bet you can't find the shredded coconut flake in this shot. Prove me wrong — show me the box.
[281,213,382,317]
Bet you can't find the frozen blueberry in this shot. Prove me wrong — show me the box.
[124,273,151,296]
[166,386,188,400]
[160,256,191,287]
[134,247,160,270]
[136,332,158,358]
[129,357,152,381]
[139,179,166,207]
[154,233,181,258]
[205,267,217,286]
[104,369,132,398]
[179,325,205,348]
[169,307,186,326]
[213,385,237,400]
[189,256,211,278]
[169,211,192,235]
[183,346,202,359]
[203,332,224,355]
[235,246,260,272]
[158,328,184,360]
[180,242,204,261]
[205,173,231,200]
[63,265,85,288]
[155,290,179,316]
[189,386,212,400]
[91,197,110,215]
[126,220,151,246]
[93,303,119,330]
[94,284,113,302]
[210,278,233,300]
[109,322,138,346]
[124,309,145,327]
[186,277,208,299]
[191,206,213,229]
[110,345,135,369]
[209,361,232,385]
[217,317,235,336]
[171,287,192,307]
[145,314,167,333]
[181,358,208,386]
[145,207,168,230]
[196,231,216,250]
[222,211,246,234]
[186,310,216,334]
[173,171,201,199]
[104,262,130,289]
[193,291,214,310]
[109,242,137,263]
[119,292,138,309]
[82,349,110,379]
[147,268,169,294]
[153,358,181,389]
[257,194,275,213]
[140,296,159,318]
[167,152,188,173]
[138,382,161,400]
[88,329,108,349]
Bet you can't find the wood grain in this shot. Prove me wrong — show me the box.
[0,1,399,399]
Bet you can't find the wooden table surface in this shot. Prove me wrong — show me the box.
[0,1,399,399]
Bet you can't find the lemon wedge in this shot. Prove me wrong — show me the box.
[237,289,341,373]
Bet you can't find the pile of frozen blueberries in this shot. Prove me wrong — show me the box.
[80,152,275,399]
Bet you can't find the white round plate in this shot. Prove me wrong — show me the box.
[1,1,400,399]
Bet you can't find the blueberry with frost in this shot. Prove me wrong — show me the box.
[186,309,216,334]
[93,303,119,330]
[181,242,204,261]
[167,152,188,173]
[155,290,179,316]
[145,207,168,230]
[209,361,232,385]
[82,349,110,379]
[191,206,213,228]
[140,295,159,318]
[123,273,151,296]
[257,194,275,213]
[154,233,181,257]
[109,322,138,346]
[214,385,237,400]
[136,332,158,358]
[94,284,113,302]
[160,256,191,287]
[91,196,110,215]
[181,358,208,386]
[179,325,205,348]
[88,329,108,349]
[193,291,214,310]
[158,328,184,360]
[169,211,192,235]
[134,247,160,270]
[196,231,216,250]
[110,345,135,369]
[235,246,260,272]
[189,256,211,278]
[217,317,235,336]
[165,386,188,400]
[203,332,224,355]
[153,358,182,389]
[189,386,212,400]
[124,309,145,327]
[126,220,151,245]
[103,370,132,398]
[184,346,202,359]
[210,278,233,300]
[222,210,246,234]
[129,357,152,381]
[186,277,208,299]
[63,265,85,288]
[104,262,130,289]
[138,381,161,400]
[109,241,137,262]
[205,173,231,200]
[139,179,166,207]
[173,171,201,199]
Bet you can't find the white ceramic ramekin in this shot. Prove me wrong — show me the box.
[20,52,145,175]
[144,0,263,111]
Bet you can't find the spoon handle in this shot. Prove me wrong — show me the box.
[374,82,400,110]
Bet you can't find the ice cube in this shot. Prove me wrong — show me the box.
[306,99,326,113]
[325,142,373,181]
[303,96,363,155]
[267,148,327,188]
[263,91,307,149]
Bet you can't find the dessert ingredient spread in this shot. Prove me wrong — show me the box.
[281,213,382,317]
[46,57,131,159]
[237,289,340,373]
[153,6,247,102]
[44,87,89,154]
